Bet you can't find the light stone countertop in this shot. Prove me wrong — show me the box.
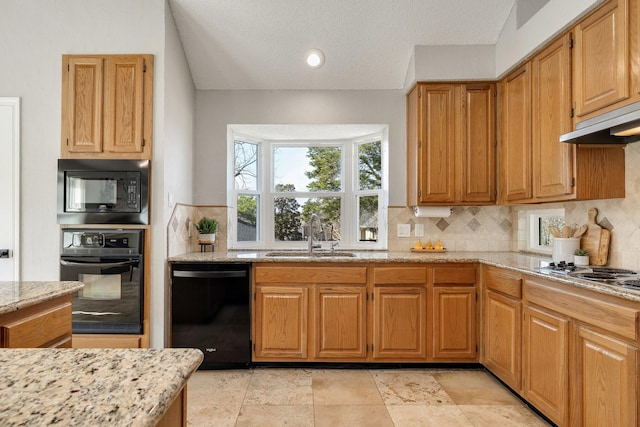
[169,250,640,302]
[0,348,203,426]
[0,281,84,315]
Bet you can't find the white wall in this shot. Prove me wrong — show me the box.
[495,0,601,76]
[157,1,196,346]
[194,90,406,206]
[0,0,165,282]
[404,45,496,90]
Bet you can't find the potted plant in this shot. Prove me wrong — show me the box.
[195,217,218,243]
[574,248,590,266]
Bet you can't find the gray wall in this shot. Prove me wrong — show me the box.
[194,90,406,206]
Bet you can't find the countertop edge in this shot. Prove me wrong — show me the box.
[168,251,640,302]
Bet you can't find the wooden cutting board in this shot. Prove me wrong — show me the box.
[580,208,610,266]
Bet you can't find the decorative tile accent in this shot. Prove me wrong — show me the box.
[467,218,481,232]
[436,218,449,231]
[468,207,481,216]
[599,217,613,231]
[500,219,512,232]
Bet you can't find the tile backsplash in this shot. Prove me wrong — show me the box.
[167,204,227,257]
[168,143,640,269]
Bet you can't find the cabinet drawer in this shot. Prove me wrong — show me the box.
[374,266,427,284]
[1,301,72,348]
[255,266,367,284]
[525,278,640,342]
[484,267,522,298]
[433,266,476,285]
[72,334,142,348]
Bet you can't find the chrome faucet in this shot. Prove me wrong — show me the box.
[308,213,323,253]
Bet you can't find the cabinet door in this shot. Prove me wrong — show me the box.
[314,286,367,360]
[483,290,521,390]
[418,84,456,203]
[532,34,575,200]
[62,56,104,154]
[573,0,629,118]
[459,83,496,203]
[523,305,569,426]
[372,286,427,360]
[571,326,638,427]
[432,286,476,360]
[253,286,308,360]
[499,63,532,202]
[103,56,146,154]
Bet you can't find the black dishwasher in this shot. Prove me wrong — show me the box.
[170,262,251,369]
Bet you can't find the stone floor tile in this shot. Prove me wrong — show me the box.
[188,369,252,390]
[312,370,383,405]
[314,405,394,427]
[249,368,313,387]
[432,370,521,405]
[235,404,314,427]
[386,404,475,427]
[458,404,552,427]
[371,369,455,405]
[243,385,313,405]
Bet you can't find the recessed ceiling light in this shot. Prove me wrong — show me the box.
[305,48,325,68]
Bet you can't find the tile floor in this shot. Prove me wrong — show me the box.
[187,368,552,426]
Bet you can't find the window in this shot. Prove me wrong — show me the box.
[229,128,387,250]
[527,208,565,254]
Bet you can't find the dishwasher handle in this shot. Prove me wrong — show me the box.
[172,270,247,279]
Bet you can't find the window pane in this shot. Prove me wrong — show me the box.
[274,192,303,241]
[302,197,341,242]
[358,141,382,190]
[273,146,341,192]
[539,216,564,247]
[358,195,378,242]
[237,194,258,241]
[235,141,258,190]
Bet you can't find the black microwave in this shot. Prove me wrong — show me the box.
[57,159,150,225]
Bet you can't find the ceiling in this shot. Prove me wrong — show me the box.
[168,0,516,91]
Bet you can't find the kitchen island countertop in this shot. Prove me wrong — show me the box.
[169,250,640,302]
[0,281,84,315]
[0,348,203,426]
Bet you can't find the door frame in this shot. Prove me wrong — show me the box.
[0,97,20,281]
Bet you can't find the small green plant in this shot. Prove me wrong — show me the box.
[195,217,218,234]
[574,248,589,256]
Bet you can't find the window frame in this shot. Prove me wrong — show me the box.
[526,208,565,254]
[227,129,388,250]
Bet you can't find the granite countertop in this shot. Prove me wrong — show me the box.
[169,250,640,302]
[0,281,84,316]
[0,348,203,426]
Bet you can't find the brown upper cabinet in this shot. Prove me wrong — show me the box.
[499,31,626,204]
[407,82,496,206]
[499,63,532,203]
[573,0,637,120]
[61,54,153,159]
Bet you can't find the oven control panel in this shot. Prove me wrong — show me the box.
[61,229,143,256]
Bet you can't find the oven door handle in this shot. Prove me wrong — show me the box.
[60,259,138,268]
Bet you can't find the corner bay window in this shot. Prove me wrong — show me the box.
[229,129,387,250]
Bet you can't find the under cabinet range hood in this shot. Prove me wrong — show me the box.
[560,101,640,144]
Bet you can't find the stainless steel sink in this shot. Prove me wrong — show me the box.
[264,251,356,258]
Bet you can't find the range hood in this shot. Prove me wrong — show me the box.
[560,101,640,144]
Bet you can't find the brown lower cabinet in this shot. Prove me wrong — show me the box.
[483,265,640,427]
[252,263,478,363]
[0,295,72,348]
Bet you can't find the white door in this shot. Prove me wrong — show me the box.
[0,98,20,281]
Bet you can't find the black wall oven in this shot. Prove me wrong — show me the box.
[57,159,149,225]
[60,228,144,334]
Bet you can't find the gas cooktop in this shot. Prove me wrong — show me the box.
[539,262,640,290]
